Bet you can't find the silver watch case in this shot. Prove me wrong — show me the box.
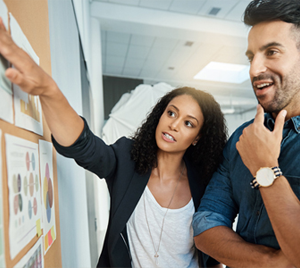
[251,167,282,189]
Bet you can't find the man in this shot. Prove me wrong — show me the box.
[193,0,300,267]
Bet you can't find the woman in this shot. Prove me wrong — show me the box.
[0,18,226,267]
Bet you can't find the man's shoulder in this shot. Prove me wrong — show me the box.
[228,118,254,142]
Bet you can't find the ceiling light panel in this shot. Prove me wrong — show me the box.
[194,61,249,84]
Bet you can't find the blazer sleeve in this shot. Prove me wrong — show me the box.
[51,117,118,180]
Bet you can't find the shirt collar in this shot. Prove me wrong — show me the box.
[265,113,300,133]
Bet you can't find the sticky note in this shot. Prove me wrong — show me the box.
[51,226,56,240]
[36,219,42,237]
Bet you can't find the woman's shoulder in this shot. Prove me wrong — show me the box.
[109,136,135,158]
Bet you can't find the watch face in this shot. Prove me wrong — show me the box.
[256,168,275,187]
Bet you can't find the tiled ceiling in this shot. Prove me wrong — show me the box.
[91,0,258,113]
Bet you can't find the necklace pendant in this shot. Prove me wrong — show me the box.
[154,253,159,265]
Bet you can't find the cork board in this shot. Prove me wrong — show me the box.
[0,0,62,267]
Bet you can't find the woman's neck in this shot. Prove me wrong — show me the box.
[154,150,185,181]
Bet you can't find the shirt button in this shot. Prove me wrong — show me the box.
[256,211,260,215]
[297,126,300,131]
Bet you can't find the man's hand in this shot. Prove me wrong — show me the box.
[236,104,287,176]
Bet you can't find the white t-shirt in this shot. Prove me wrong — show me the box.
[127,186,199,268]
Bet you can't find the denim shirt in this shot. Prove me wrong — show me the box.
[192,113,300,249]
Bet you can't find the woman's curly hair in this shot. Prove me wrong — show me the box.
[130,87,228,185]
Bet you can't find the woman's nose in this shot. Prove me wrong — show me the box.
[169,119,179,131]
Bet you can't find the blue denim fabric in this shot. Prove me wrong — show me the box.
[193,113,300,249]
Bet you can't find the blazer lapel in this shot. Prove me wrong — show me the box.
[109,169,151,248]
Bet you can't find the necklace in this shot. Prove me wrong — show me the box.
[143,165,184,265]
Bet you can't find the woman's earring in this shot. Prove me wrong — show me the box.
[193,142,197,146]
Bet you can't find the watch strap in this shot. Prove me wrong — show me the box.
[250,166,282,190]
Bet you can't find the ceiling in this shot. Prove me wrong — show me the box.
[90,0,258,114]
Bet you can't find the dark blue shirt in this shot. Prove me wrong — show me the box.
[193,113,300,249]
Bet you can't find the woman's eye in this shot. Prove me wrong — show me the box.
[167,110,175,117]
[185,121,193,127]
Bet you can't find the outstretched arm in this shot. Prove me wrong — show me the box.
[236,105,300,267]
[0,17,83,146]
[195,226,295,268]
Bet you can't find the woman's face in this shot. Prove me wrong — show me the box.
[155,94,204,155]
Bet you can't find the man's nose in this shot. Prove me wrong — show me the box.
[249,55,267,79]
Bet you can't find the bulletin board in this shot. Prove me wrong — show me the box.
[0,0,62,267]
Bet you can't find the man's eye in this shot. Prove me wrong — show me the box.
[267,50,277,56]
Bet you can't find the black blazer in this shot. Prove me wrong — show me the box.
[52,118,218,267]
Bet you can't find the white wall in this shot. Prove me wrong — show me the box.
[48,0,91,267]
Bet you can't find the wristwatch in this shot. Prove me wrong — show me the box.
[250,166,282,189]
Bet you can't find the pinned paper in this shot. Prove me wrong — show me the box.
[0,1,13,124]
[6,134,41,259]
[14,238,44,268]
[39,140,56,254]
[9,13,43,135]
[0,129,6,267]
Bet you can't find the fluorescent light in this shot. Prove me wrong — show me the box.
[193,62,250,84]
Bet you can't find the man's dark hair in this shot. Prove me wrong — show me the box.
[243,0,300,28]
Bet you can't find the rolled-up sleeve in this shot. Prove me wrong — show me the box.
[192,137,239,236]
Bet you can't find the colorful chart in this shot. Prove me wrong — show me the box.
[43,163,53,223]
[26,152,36,171]
[12,174,23,217]
[28,197,38,219]
[13,174,22,194]
[20,95,41,122]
